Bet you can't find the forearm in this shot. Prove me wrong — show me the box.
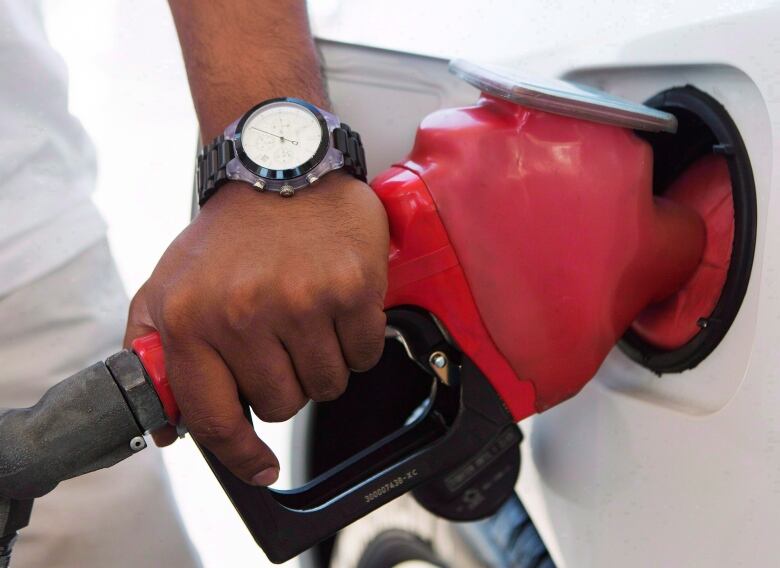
[168,0,328,141]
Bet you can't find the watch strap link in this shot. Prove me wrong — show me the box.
[197,135,236,206]
[333,123,368,182]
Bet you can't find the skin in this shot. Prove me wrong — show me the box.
[124,1,389,487]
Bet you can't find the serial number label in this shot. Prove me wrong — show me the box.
[364,469,418,503]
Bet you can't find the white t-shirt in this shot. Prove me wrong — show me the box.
[0,0,106,296]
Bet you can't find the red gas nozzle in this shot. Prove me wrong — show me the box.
[379,94,707,416]
[132,332,180,426]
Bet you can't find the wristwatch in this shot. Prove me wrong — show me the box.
[196,97,367,205]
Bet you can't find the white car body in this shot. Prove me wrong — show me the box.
[303,2,780,566]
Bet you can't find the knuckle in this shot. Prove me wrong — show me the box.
[158,288,197,334]
[186,413,242,448]
[344,314,386,371]
[349,334,385,370]
[282,281,318,324]
[341,286,385,317]
[331,264,371,306]
[246,356,285,386]
[304,364,349,401]
[241,360,306,422]
[224,279,261,331]
[256,398,307,422]
[310,386,345,402]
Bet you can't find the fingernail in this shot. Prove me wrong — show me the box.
[251,467,279,487]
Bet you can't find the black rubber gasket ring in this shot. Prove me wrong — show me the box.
[618,86,757,374]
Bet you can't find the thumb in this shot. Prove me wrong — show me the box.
[123,286,179,447]
[124,284,156,349]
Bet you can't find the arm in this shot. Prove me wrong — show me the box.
[124,1,389,486]
[169,1,328,140]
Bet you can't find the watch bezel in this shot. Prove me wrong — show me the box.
[234,97,330,181]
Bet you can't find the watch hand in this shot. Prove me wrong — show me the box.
[251,127,298,145]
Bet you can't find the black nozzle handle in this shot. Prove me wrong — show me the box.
[195,309,519,563]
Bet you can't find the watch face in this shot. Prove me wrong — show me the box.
[236,99,328,180]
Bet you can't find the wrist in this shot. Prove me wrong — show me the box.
[203,170,363,211]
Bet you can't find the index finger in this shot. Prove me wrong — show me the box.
[163,335,280,486]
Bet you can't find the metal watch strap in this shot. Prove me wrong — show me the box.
[332,123,368,182]
[197,135,236,206]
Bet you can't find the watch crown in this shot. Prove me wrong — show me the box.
[279,185,295,198]
[253,180,266,192]
[306,173,319,185]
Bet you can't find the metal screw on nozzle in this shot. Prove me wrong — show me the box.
[429,351,450,385]
[129,436,146,452]
[430,353,448,369]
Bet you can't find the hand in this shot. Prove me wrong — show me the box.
[125,172,389,486]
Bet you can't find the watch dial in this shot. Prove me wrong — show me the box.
[241,102,324,172]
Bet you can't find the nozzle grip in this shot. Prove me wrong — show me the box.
[198,354,518,563]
